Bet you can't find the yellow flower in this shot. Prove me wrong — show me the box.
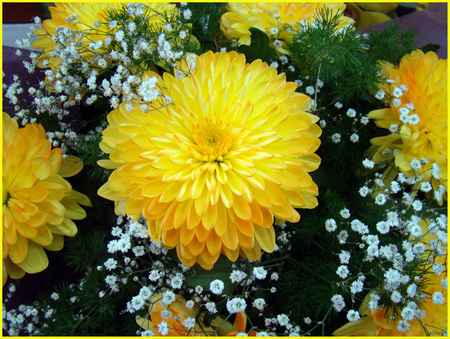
[98,51,321,269]
[32,2,178,70]
[136,292,250,336]
[220,3,355,55]
[346,3,398,29]
[2,113,91,285]
[334,220,447,336]
[368,50,447,200]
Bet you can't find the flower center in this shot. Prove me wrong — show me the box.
[193,120,231,162]
[3,187,10,206]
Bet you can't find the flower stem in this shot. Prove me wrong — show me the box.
[289,258,333,285]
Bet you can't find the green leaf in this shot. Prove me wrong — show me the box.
[419,43,441,54]
[184,256,236,295]
[238,27,277,64]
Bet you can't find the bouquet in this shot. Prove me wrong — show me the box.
[2,2,447,336]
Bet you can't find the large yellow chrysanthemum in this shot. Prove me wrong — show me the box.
[32,2,178,69]
[136,292,249,336]
[368,50,447,199]
[2,113,91,285]
[334,220,447,336]
[98,51,321,269]
[220,2,354,55]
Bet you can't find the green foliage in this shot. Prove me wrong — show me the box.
[366,22,419,65]
[238,28,277,64]
[72,132,111,181]
[64,228,107,273]
[186,3,229,53]
[289,9,382,104]
[289,9,418,105]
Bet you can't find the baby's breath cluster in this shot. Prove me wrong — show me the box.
[326,163,447,334]
[98,215,309,336]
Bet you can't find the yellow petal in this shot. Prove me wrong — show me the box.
[58,155,83,177]
[254,225,275,253]
[44,234,64,251]
[17,240,49,274]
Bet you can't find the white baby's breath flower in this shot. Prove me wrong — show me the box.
[340,208,351,219]
[346,310,360,322]
[226,297,247,314]
[336,265,349,279]
[331,133,341,143]
[331,294,345,312]
[210,279,225,295]
[253,298,266,311]
[325,218,337,232]
[362,158,374,169]
[432,291,445,305]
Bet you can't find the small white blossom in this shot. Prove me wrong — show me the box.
[340,208,351,219]
[210,279,224,295]
[205,301,217,314]
[325,218,337,232]
[346,310,360,322]
[183,317,196,329]
[375,193,387,205]
[346,108,357,118]
[226,297,247,314]
[360,116,369,125]
[331,133,341,143]
[397,320,411,332]
[374,90,385,100]
[389,123,398,133]
[350,280,364,294]
[337,230,349,244]
[161,290,176,306]
[104,258,118,271]
[336,265,349,279]
[230,270,247,284]
[157,321,169,336]
[253,267,268,280]
[350,133,359,143]
[277,314,289,326]
[270,272,279,281]
[253,298,266,311]
[305,86,315,95]
[376,221,390,234]
[331,294,346,312]
[390,291,402,304]
[359,186,370,197]
[362,158,375,169]
[432,291,445,305]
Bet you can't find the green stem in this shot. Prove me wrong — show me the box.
[258,254,292,266]
[289,258,334,285]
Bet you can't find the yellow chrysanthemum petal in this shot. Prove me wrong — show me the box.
[17,240,49,274]
[98,51,321,269]
[368,50,447,201]
[220,3,354,55]
[2,113,90,285]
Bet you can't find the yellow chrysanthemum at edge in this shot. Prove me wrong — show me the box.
[368,50,447,201]
[220,2,355,55]
[98,51,321,270]
[2,113,91,286]
[32,2,178,69]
